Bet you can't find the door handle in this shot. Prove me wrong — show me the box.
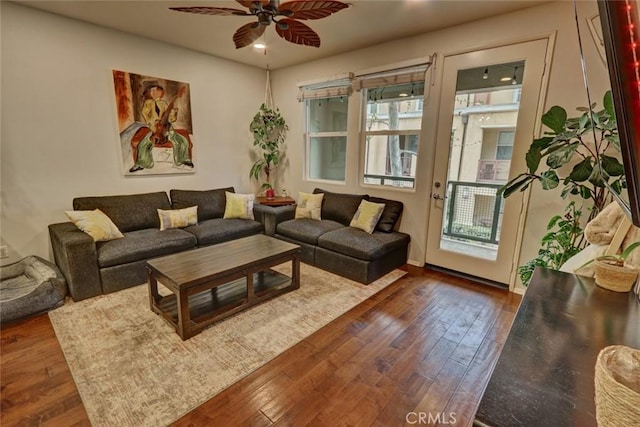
[432,193,445,200]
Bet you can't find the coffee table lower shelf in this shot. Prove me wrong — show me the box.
[151,268,297,339]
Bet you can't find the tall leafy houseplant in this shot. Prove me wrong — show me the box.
[499,91,626,285]
[249,103,288,192]
[499,91,624,222]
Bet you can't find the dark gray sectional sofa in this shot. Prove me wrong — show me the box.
[49,188,263,301]
[272,189,410,284]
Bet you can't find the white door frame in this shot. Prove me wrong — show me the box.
[423,35,555,291]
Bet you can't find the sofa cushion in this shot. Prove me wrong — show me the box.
[317,227,410,261]
[96,228,197,268]
[223,192,255,220]
[65,209,124,241]
[73,192,171,233]
[295,192,323,220]
[313,188,368,226]
[170,188,234,222]
[349,200,385,234]
[369,197,404,232]
[157,206,198,230]
[276,218,344,245]
[183,218,263,246]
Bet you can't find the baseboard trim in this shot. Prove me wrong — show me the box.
[424,263,509,291]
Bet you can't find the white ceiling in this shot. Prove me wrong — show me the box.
[15,0,547,70]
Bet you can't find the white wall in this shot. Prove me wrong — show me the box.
[270,0,611,290]
[0,2,266,264]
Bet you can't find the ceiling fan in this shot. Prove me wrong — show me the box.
[170,0,349,49]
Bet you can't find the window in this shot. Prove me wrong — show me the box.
[305,97,348,181]
[299,75,352,183]
[496,130,515,160]
[361,80,426,188]
[355,62,430,189]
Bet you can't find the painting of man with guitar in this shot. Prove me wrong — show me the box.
[112,70,195,175]
[128,81,194,173]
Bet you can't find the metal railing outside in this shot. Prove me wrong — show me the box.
[363,174,415,187]
[443,181,503,244]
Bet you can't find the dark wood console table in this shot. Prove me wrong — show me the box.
[474,268,640,426]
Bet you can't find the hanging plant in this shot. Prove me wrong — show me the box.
[249,103,288,192]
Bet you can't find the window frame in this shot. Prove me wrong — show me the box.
[359,83,427,190]
[303,97,349,184]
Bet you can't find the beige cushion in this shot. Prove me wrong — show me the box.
[223,192,255,219]
[65,209,124,242]
[157,206,198,230]
[295,192,323,220]
[350,200,385,234]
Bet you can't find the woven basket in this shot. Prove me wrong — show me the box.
[595,345,640,427]
[594,260,639,292]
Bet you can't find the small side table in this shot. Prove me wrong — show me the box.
[255,196,296,207]
[253,200,296,236]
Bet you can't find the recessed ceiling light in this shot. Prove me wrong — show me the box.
[500,76,511,82]
[253,43,266,49]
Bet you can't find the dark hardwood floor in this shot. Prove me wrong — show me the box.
[1,266,521,426]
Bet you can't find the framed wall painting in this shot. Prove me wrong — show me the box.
[112,70,196,175]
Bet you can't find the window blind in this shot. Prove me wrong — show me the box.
[354,63,431,90]
[297,73,354,101]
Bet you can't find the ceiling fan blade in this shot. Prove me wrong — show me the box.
[275,19,320,47]
[169,6,250,16]
[278,1,348,20]
[236,0,269,10]
[233,22,266,49]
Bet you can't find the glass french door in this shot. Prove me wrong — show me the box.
[425,39,548,285]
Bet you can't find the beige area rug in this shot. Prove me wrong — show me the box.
[49,263,406,427]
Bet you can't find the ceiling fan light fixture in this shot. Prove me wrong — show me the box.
[253,42,266,49]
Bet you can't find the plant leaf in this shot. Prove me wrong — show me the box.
[600,154,625,176]
[540,170,559,190]
[498,174,530,198]
[588,163,609,187]
[546,142,579,168]
[621,241,640,260]
[568,158,593,182]
[541,106,567,134]
[603,90,616,121]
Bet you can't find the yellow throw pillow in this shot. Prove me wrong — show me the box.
[223,192,255,219]
[158,206,198,230]
[295,192,324,220]
[65,209,124,242]
[350,200,385,234]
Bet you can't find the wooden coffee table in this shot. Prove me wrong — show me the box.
[146,234,300,340]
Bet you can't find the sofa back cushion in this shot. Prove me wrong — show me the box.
[170,188,234,222]
[313,188,368,226]
[73,192,171,232]
[369,196,404,232]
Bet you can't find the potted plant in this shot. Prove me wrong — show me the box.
[579,242,640,292]
[499,91,626,286]
[499,91,624,222]
[249,103,288,198]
